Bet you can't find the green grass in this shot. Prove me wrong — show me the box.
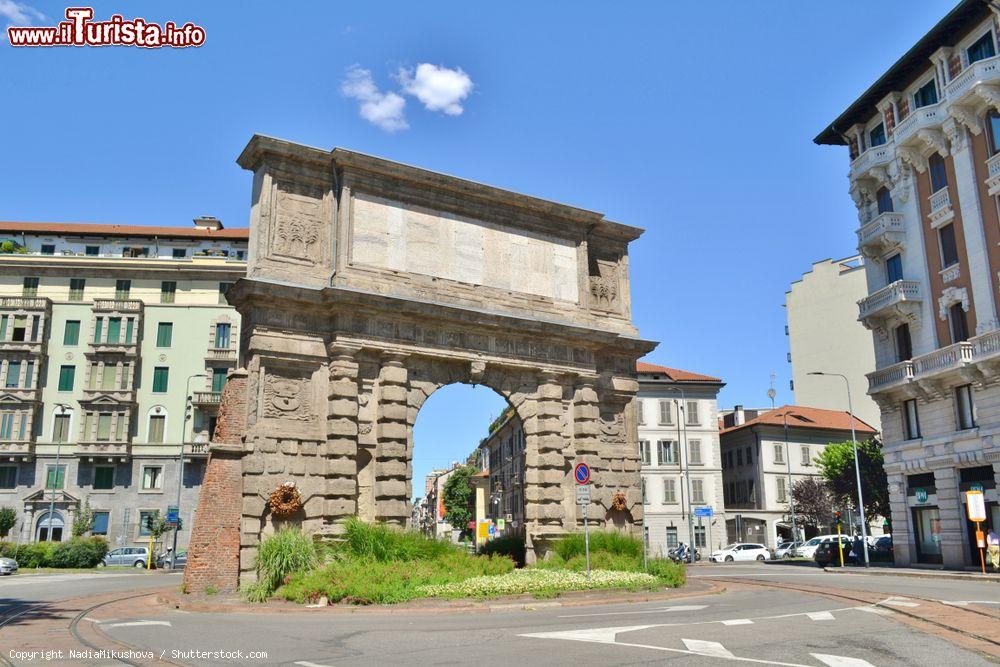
[551,530,643,561]
[242,527,319,603]
[538,532,685,588]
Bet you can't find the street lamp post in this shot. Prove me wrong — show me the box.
[45,403,72,542]
[669,387,696,564]
[808,371,869,567]
[171,373,208,569]
[781,411,798,544]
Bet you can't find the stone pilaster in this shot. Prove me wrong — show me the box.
[375,353,410,525]
[324,344,361,533]
[885,472,912,566]
[932,467,968,567]
[523,371,567,532]
[570,380,602,528]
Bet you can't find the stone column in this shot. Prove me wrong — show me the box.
[523,371,567,553]
[932,466,968,568]
[21,506,33,542]
[324,345,361,532]
[570,380,601,528]
[885,472,912,566]
[375,353,410,525]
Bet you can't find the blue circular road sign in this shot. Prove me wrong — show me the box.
[574,462,591,485]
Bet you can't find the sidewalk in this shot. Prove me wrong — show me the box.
[822,564,1000,582]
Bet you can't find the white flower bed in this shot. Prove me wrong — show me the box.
[418,568,658,598]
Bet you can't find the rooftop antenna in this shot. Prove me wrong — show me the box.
[767,373,777,410]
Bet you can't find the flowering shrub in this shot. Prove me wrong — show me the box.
[418,568,657,599]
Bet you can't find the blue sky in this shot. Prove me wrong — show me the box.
[0,1,955,492]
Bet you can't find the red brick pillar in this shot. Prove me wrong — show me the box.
[183,369,249,594]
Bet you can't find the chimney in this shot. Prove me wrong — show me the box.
[734,405,745,426]
[193,215,224,231]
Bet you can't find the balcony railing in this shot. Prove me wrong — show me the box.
[867,361,914,392]
[858,280,922,321]
[850,143,893,178]
[857,212,905,257]
[928,187,955,228]
[913,341,973,377]
[76,441,131,457]
[973,329,1000,358]
[944,54,1000,102]
[0,296,50,311]
[986,153,1000,196]
[184,442,211,456]
[205,347,237,362]
[192,391,222,406]
[869,328,1000,394]
[893,103,945,146]
[92,298,143,312]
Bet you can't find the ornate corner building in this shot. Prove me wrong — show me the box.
[183,136,657,592]
[816,0,1000,568]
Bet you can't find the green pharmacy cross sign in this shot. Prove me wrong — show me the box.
[914,488,928,503]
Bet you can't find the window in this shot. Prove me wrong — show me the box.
[801,445,811,466]
[138,511,154,536]
[876,187,893,214]
[156,322,173,347]
[949,303,969,343]
[40,244,55,255]
[868,123,886,147]
[212,367,228,393]
[685,401,700,425]
[639,440,651,466]
[92,511,109,535]
[172,248,187,259]
[122,247,148,258]
[57,365,75,392]
[53,414,70,442]
[904,399,921,440]
[636,399,644,425]
[665,527,679,549]
[989,112,1000,154]
[94,465,114,490]
[774,444,785,464]
[63,320,80,346]
[885,253,903,283]
[641,478,647,504]
[22,277,38,297]
[929,153,948,192]
[69,278,85,301]
[85,245,100,256]
[148,415,166,443]
[658,400,673,425]
[0,465,16,489]
[658,440,679,465]
[5,361,19,389]
[0,413,14,439]
[956,384,976,430]
[913,79,938,108]
[777,477,788,503]
[46,464,66,490]
[10,316,26,342]
[101,364,116,391]
[691,479,704,504]
[745,446,752,465]
[160,281,176,304]
[142,466,163,490]
[96,413,113,441]
[967,31,996,65]
[939,223,959,268]
[219,282,233,304]
[215,322,231,348]
[152,367,169,393]
[663,479,677,503]
[895,324,913,363]
[736,448,743,466]
[106,317,121,344]
[694,525,706,548]
[115,280,131,300]
[689,439,702,464]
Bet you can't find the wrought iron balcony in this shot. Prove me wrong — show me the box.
[857,212,905,259]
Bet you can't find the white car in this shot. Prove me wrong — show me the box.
[793,535,852,559]
[709,543,770,563]
[0,557,18,575]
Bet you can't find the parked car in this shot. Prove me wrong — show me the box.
[793,535,848,559]
[771,541,801,559]
[0,556,18,575]
[813,540,843,566]
[100,546,150,568]
[872,535,893,555]
[709,543,770,563]
[156,550,187,569]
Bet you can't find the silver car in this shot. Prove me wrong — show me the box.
[772,541,802,559]
[101,546,150,568]
[0,557,17,575]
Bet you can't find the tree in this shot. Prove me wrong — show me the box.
[145,510,171,540]
[73,497,94,537]
[442,466,477,538]
[789,477,835,532]
[815,438,889,529]
[0,506,16,539]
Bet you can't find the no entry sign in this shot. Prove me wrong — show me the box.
[574,462,591,485]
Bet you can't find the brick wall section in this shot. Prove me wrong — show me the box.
[884,105,896,136]
[182,369,249,594]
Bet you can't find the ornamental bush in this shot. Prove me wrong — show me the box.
[0,537,107,568]
[479,533,526,567]
[243,527,319,603]
[419,568,658,599]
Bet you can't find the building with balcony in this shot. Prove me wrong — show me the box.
[719,406,879,549]
[816,0,1000,568]
[480,407,525,537]
[0,218,246,547]
[785,256,882,430]
[635,361,726,557]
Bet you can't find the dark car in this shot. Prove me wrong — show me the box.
[156,550,187,569]
[813,537,854,566]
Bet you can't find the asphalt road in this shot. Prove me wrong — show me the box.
[3,564,999,666]
[0,570,180,605]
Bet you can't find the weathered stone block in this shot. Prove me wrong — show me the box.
[243,455,265,474]
[325,457,356,476]
[574,386,599,403]
[327,477,357,496]
[375,499,409,518]
[378,442,408,458]
[300,441,318,456]
[281,440,298,455]
[380,365,408,385]
[535,417,563,434]
[266,457,285,474]
[380,385,407,402]
[525,451,565,468]
[536,402,564,418]
[525,486,565,502]
[374,479,407,498]
[329,380,358,398]
[524,502,565,520]
[379,403,408,421]
[379,422,408,440]
[324,437,357,457]
[525,469,565,484]
[329,398,359,417]
[536,383,563,400]
[378,458,409,477]
[327,417,358,437]
[259,438,278,453]
[325,498,356,516]
[242,495,266,516]
[573,421,600,437]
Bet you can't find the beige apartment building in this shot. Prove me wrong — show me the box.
[785,256,882,430]
[816,0,1000,567]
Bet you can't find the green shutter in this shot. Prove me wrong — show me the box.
[63,320,80,346]
[94,318,103,343]
[212,368,227,393]
[153,367,169,393]
[0,315,6,340]
[97,413,112,441]
[107,318,121,344]
[156,323,173,347]
[94,466,114,489]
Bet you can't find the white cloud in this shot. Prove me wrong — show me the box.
[398,63,474,116]
[341,65,409,133]
[0,0,44,25]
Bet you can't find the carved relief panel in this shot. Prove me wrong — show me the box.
[269,180,325,266]
[256,361,325,438]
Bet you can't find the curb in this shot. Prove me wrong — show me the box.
[822,566,1000,583]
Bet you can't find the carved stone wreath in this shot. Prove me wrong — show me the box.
[268,481,303,518]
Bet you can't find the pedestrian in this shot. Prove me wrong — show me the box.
[988,528,1000,571]
[851,535,863,565]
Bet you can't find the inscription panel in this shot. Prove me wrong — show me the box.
[351,192,579,302]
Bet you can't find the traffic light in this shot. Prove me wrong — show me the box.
[834,510,842,524]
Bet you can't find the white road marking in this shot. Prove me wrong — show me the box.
[103,620,172,628]
[811,653,876,667]
[559,604,707,618]
[879,597,919,608]
[683,638,735,658]
[690,573,873,578]
[853,606,893,616]
[722,618,754,625]
[522,625,656,644]
[940,600,1000,606]
[806,611,835,621]
[295,662,336,667]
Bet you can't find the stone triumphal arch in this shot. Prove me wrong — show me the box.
[183,135,656,592]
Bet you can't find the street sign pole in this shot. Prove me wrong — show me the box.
[574,463,592,579]
[583,502,590,579]
[966,490,987,574]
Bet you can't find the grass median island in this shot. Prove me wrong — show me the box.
[246,521,684,605]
